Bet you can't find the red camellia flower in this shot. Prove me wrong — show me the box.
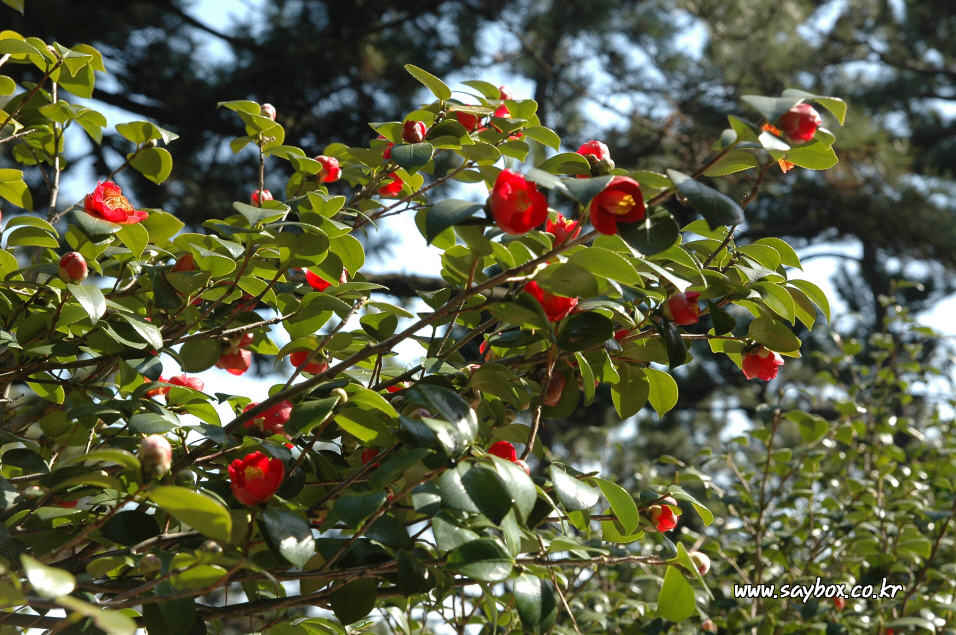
[83,181,148,225]
[228,451,284,506]
[402,120,427,143]
[498,85,513,100]
[244,400,294,436]
[742,346,785,381]
[215,349,252,376]
[649,496,678,532]
[305,267,348,291]
[488,440,517,462]
[171,253,196,272]
[378,173,404,197]
[778,103,822,143]
[546,213,581,244]
[58,252,88,284]
[525,281,578,322]
[490,170,548,235]
[145,376,168,398]
[289,351,328,375]
[590,176,646,235]
[168,375,204,392]
[662,291,701,325]
[543,373,566,407]
[315,155,341,183]
[834,597,846,611]
[251,189,272,206]
[361,447,380,465]
[455,111,479,132]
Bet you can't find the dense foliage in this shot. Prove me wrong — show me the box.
[3,4,948,635]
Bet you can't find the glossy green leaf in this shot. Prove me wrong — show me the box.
[404,64,452,100]
[148,486,232,543]
[667,169,744,229]
[129,146,173,184]
[447,538,514,582]
[260,505,315,568]
[514,574,558,635]
[657,565,696,621]
[550,465,598,512]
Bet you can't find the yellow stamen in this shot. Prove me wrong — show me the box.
[511,190,531,211]
[614,194,636,215]
[104,193,135,213]
[244,465,265,480]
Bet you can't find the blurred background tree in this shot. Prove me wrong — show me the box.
[4,0,955,466]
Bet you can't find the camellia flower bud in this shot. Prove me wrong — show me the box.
[834,597,846,611]
[576,140,615,177]
[498,85,513,100]
[289,350,328,375]
[139,553,162,576]
[377,173,404,197]
[305,267,348,292]
[543,373,566,407]
[690,551,711,575]
[58,252,88,284]
[742,346,785,381]
[251,189,272,206]
[315,155,342,183]
[139,434,173,479]
[648,496,678,532]
[488,440,517,462]
[402,120,427,143]
[777,103,821,144]
[260,103,277,120]
[662,292,702,326]
[513,459,531,476]
[455,110,479,132]
[168,375,204,392]
[199,540,223,554]
[701,619,717,633]
[170,253,196,272]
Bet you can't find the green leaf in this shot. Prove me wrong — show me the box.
[537,152,591,176]
[115,121,179,145]
[556,312,614,352]
[563,174,614,207]
[575,351,596,406]
[656,319,689,369]
[284,397,338,438]
[657,565,697,622]
[129,147,173,184]
[784,139,839,170]
[57,595,137,635]
[785,410,830,445]
[178,339,221,373]
[461,462,512,525]
[522,126,561,150]
[567,247,641,285]
[747,316,801,353]
[6,226,56,248]
[397,550,434,596]
[67,284,106,325]
[142,583,197,635]
[489,455,537,523]
[390,142,433,175]
[550,465,599,512]
[740,94,804,125]
[788,279,830,323]
[611,363,649,418]
[667,169,744,229]
[447,538,514,582]
[425,199,484,245]
[21,555,75,598]
[617,207,681,256]
[333,490,387,529]
[99,510,161,547]
[668,486,714,527]
[147,486,232,543]
[702,149,760,176]
[595,479,639,534]
[644,368,678,417]
[73,208,122,235]
[368,448,431,489]
[28,373,65,404]
[514,574,559,635]
[329,578,378,625]
[260,505,315,568]
[62,448,140,471]
[404,64,452,100]
[707,300,736,336]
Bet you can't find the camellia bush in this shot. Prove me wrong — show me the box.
[0,9,853,635]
